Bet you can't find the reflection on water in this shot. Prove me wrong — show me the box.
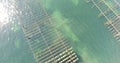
[0,0,120,63]
[0,0,36,63]
[0,0,18,28]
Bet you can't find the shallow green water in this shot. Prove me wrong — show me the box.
[0,0,120,63]
[41,0,120,63]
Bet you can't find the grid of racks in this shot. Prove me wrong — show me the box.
[89,0,120,41]
[19,1,80,63]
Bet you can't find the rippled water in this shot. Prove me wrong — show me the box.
[0,0,120,63]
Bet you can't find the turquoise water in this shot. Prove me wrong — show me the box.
[0,0,120,63]
[40,0,120,63]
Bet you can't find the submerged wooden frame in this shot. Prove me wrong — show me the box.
[20,1,80,63]
[90,0,120,41]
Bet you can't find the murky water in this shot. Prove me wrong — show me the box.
[0,0,120,63]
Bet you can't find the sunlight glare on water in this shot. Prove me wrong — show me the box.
[0,0,17,28]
